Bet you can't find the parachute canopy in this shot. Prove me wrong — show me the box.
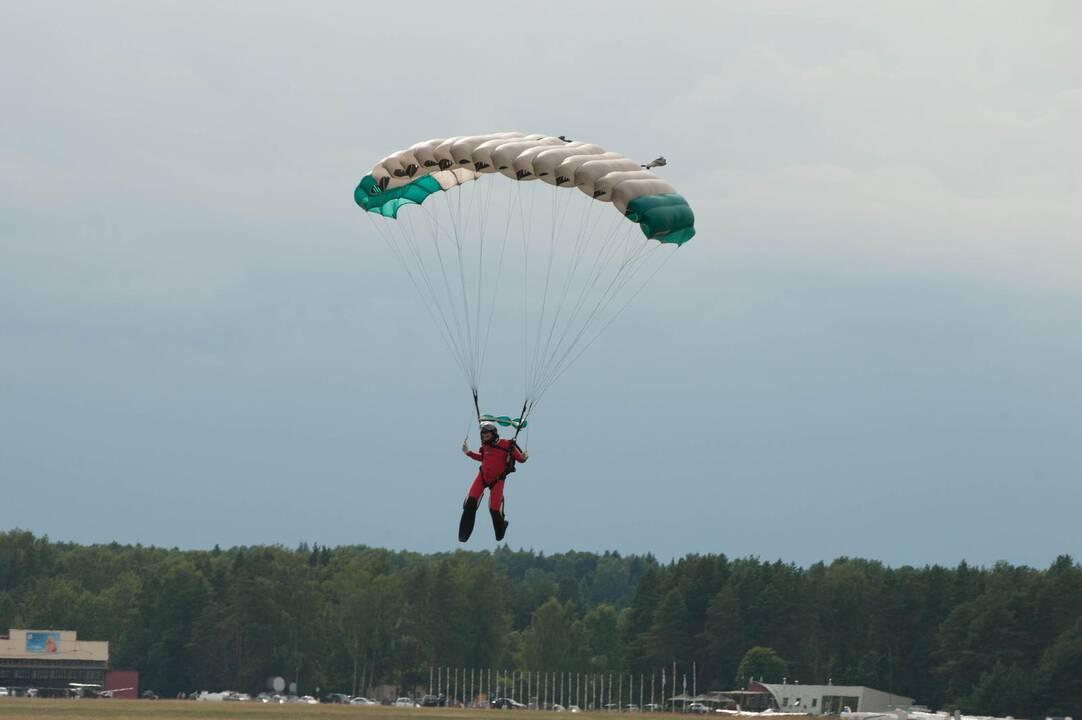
[354,132,695,432]
[355,133,695,245]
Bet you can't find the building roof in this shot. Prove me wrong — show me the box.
[750,681,914,711]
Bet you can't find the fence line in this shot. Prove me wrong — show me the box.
[418,666,693,711]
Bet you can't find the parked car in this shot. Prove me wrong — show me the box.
[323,693,350,704]
[643,704,662,712]
[492,697,527,709]
[687,703,710,714]
[351,696,379,706]
[568,706,582,713]
[421,694,446,707]
[625,705,640,712]
[395,697,418,707]
[0,687,9,697]
[141,690,159,700]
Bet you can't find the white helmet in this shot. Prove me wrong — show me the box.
[479,421,498,435]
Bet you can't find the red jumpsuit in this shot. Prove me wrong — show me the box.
[465,439,528,510]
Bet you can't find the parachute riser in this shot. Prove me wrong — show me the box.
[512,399,530,442]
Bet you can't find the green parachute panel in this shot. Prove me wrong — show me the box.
[355,174,443,218]
[624,193,687,222]
[626,193,695,245]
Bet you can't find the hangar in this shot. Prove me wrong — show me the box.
[0,629,108,696]
[747,680,914,713]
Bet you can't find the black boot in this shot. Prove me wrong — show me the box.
[459,497,479,542]
[490,509,509,542]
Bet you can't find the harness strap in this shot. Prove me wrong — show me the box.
[477,441,520,486]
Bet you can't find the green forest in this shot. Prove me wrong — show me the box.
[1,530,1080,717]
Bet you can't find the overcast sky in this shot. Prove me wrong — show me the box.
[2,1,1080,567]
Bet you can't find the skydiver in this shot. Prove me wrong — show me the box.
[459,421,528,542]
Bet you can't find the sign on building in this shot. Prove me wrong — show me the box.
[25,632,61,654]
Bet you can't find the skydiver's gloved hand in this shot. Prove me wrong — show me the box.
[462,440,470,454]
[521,450,529,461]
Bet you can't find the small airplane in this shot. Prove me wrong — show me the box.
[68,682,134,699]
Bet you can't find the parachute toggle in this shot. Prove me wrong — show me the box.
[480,414,528,430]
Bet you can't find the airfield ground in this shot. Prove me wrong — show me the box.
[0,700,517,719]
[0,701,787,720]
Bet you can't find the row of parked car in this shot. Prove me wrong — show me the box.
[180,689,707,712]
[322,695,452,707]
[331,694,680,712]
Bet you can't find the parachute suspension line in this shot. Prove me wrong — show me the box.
[529,217,648,401]
[397,211,475,385]
[551,199,624,335]
[528,188,600,400]
[432,195,490,391]
[385,212,472,383]
[525,183,568,402]
[476,181,517,386]
[448,177,478,390]
[516,181,539,401]
[538,226,654,392]
[474,177,502,387]
[464,179,500,416]
[533,230,668,400]
[529,183,591,400]
[534,244,677,403]
[367,212,472,387]
[519,179,545,404]
[415,202,476,388]
[472,177,495,392]
[527,207,630,395]
[425,185,475,390]
[369,180,680,427]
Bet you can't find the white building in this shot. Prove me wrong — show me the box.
[749,680,913,714]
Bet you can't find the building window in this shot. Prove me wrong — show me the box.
[823,695,860,714]
[812,699,818,708]
[782,698,789,707]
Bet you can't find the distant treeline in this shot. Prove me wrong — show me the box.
[0,530,1079,717]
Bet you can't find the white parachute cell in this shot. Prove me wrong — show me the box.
[574,158,644,197]
[532,143,605,181]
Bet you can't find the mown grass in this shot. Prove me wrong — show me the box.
[0,701,677,720]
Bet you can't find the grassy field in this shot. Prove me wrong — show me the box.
[0,701,683,720]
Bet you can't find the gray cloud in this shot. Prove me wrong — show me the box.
[2,1,1080,566]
